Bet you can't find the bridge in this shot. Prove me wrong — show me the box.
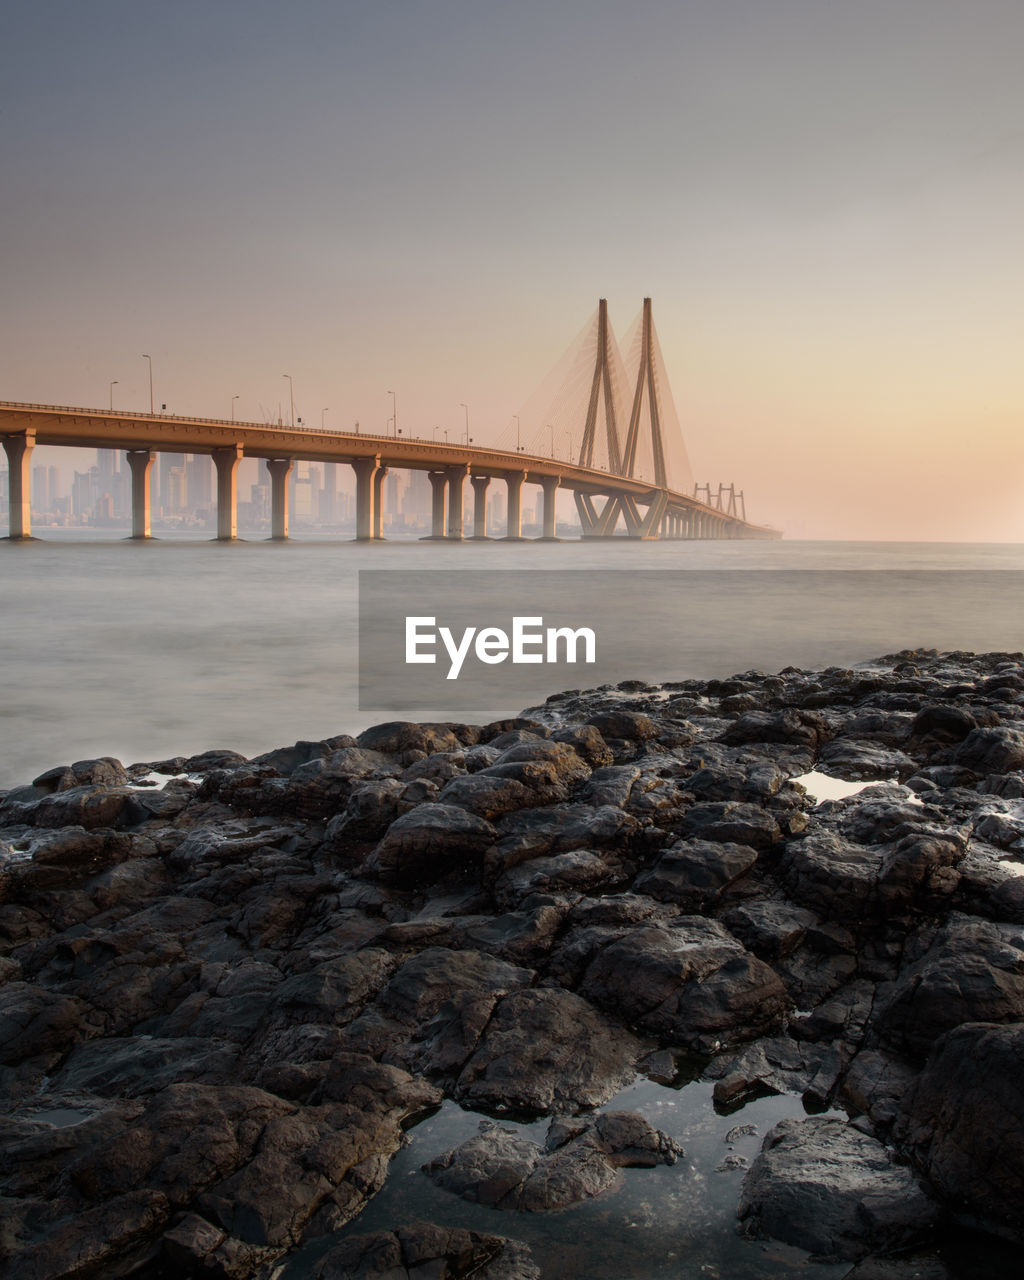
[1,299,780,543]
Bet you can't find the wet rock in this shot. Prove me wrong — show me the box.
[738,1116,936,1262]
[634,838,758,910]
[955,726,1024,775]
[897,1022,1024,1239]
[579,919,789,1052]
[456,988,642,1114]
[357,721,479,757]
[367,804,498,885]
[721,709,832,751]
[315,1221,540,1280]
[870,916,1024,1060]
[424,1111,681,1211]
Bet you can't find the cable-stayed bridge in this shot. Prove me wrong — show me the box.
[1,299,779,542]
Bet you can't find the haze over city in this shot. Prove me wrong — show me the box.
[4,0,1024,541]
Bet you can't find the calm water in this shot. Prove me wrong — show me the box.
[1,533,1023,788]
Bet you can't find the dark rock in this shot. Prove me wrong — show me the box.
[897,1021,1024,1239]
[456,988,642,1114]
[424,1110,681,1211]
[367,804,498,885]
[738,1116,936,1262]
[633,839,758,910]
[955,726,1024,774]
[579,919,789,1052]
[315,1221,539,1280]
[870,916,1024,1061]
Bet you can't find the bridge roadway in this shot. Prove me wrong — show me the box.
[0,401,779,542]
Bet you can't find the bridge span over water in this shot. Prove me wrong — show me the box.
[1,300,780,543]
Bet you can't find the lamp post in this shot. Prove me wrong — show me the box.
[321,407,329,430]
[388,390,397,438]
[460,403,469,445]
[141,354,153,413]
[564,430,574,462]
[548,424,554,458]
[108,380,118,411]
[231,395,239,422]
[282,374,294,428]
[513,414,520,453]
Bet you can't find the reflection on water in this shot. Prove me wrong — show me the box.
[1,534,1022,788]
[279,1078,848,1280]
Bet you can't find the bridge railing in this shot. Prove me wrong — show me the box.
[1,399,771,523]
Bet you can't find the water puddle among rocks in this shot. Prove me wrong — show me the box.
[279,1078,850,1279]
[27,1107,96,1128]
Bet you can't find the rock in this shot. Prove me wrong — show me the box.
[367,804,498,885]
[738,1116,936,1262]
[424,1111,681,1211]
[870,917,1024,1060]
[579,919,789,1052]
[897,1022,1024,1239]
[455,988,642,1114]
[357,721,479,756]
[633,838,758,910]
[586,709,660,741]
[721,709,832,751]
[315,1221,540,1280]
[955,726,1024,774]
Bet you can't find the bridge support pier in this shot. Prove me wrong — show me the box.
[422,471,448,539]
[538,475,560,541]
[3,431,35,539]
[351,456,383,541]
[446,465,468,540]
[126,449,156,539]
[212,445,244,540]
[373,466,388,540]
[503,471,526,540]
[470,475,490,539]
[266,459,294,540]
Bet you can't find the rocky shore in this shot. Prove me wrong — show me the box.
[2,649,1024,1278]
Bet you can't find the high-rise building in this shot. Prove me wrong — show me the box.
[160,453,187,515]
[185,455,212,516]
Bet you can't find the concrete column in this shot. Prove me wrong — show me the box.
[425,471,447,539]
[266,458,293,540]
[504,470,525,540]
[3,431,35,539]
[126,449,156,539]
[373,465,388,540]
[351,456,381,541]
[538,475,560,541]
[470,475,490,539]
[446,465,468,540]
[212,444,244,540]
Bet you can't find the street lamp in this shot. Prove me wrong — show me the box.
[564,430,573,462]
[108,380,118,411]
[432,425,440,440]
[388,390,397,438]
[231,395,239,422]
[548,424,554,458]
[321,407,329,430]
[460,402,469,444]
[513,414,520,453]
[142,354,153,413]
[282,374,294,428]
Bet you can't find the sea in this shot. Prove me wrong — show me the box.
[1,531,1023,789]
[3,531,1022,1278]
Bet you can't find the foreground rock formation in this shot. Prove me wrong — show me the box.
[2,648,1024,1277]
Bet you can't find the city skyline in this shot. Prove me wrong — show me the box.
[4,2,1024,540]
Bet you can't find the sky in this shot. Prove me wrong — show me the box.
[3,0,1024,540]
